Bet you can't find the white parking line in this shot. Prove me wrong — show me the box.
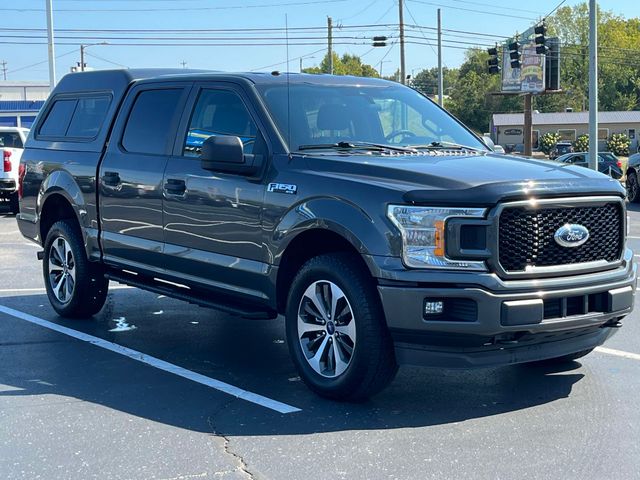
[0,285,133,294]
[595,346,640,361]
[0,304,301,414]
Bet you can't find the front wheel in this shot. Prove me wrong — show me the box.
[285,253,398,401]
[43,219,109,318]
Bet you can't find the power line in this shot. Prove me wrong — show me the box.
[6,48,78,74]
[0,0,349,13]
[406,0,538,21]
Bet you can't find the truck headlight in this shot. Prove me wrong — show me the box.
[387,205,487,270]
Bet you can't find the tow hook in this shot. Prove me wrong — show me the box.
[37,251,44,260]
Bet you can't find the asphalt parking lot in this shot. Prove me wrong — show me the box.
[1,200,640,480]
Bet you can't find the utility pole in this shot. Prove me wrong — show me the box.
[398,0,406,84]
[327,16,333,74]
[0,60,7,80]
[379,60,390,77]
[588,0,598,171]
[46,0,56,88]
[80,45,85,72]
[180,60,188,69]
[524,93,533,156]
[437,8,443,106]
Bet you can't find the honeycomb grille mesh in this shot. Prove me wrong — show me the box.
[498,203,623,272]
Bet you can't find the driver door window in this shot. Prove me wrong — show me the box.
[183,89,259,156]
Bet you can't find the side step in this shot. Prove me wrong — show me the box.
[105,270,277,320]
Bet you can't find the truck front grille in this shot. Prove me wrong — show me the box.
[498,202,623,273]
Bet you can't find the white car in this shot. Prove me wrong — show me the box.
[0,127,29,214]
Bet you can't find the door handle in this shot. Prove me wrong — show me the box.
[164,178,186,196]
[101,171,121,187]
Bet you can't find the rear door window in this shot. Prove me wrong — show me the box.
[122,89,183,155]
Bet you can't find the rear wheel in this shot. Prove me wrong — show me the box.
[626,171,639,203]
[43,219,108,318]
[285,253,398,401]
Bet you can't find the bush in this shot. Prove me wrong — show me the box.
[574,134,589,152]
[540,132,561,154]
[607,133,631,156]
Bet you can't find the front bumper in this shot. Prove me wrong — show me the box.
[371,249,636,368]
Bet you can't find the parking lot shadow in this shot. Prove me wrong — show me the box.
[0,292,586,437]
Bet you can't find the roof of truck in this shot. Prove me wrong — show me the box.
[52,68,394,95]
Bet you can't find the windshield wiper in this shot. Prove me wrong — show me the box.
[408,141,486,152]
[297,141,416,153]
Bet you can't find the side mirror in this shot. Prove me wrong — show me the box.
[482,135,496,151]
[200,135,262,175]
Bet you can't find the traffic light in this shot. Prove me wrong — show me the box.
[535,24,549,55]
[372,36,387,47]
[508,41,521,69]
[487,46,500,75]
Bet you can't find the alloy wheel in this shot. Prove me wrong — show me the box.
[48,237,76,304]
[297,280,356,378]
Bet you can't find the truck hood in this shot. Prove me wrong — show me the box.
[301,151,626,206]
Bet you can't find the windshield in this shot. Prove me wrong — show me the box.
[256,83,488,152]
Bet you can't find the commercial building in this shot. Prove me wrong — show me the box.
[491,111,640,152]
[0,81,50,128]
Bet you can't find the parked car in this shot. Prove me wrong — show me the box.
[17,69,636,401]
[0,127,29,213]
[549,141,574,160]
[625,152,640,202]
[555,152,624,180]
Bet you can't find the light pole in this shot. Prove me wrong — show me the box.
[299,56,315,73]
[588,0,598,171]
[46,0,56,88]
[78,42,108,72]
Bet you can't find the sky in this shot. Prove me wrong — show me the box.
[0,0,636,83]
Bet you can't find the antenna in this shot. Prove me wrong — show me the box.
[285,14,292,157]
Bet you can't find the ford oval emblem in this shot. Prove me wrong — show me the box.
[554,224,590,248]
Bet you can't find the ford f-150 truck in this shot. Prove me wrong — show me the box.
[17,69,636,401]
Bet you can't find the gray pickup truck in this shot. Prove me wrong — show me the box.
[17,69,636,400]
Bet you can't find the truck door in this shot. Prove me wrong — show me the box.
[161,83,269,296]
[98,82,191,271]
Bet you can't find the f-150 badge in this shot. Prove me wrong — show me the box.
[268,183,298,195]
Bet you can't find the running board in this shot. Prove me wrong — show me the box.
[105,270,277,320]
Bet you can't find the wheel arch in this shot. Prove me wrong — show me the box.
[272,198,390,314]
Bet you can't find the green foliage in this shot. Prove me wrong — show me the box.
[410,67,457,96]
[547,3,640,112]
[574,134,589,152]
[607,133,631,156]
[540,132,561,154]
[302,52,379,77]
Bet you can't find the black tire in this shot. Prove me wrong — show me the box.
[285,253,398,401]
[626,171,640,203]
[9,192,19,214]
[43,219,108,318]
[529,348,595,366]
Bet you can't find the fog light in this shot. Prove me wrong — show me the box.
[424,300,444,315]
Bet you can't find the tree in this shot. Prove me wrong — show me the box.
[547,3,640,112]
[540,132,561,154]
[303,52,379,77]
[607,133,631,156]
[574,134,589,152]
[410,67,458,97]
